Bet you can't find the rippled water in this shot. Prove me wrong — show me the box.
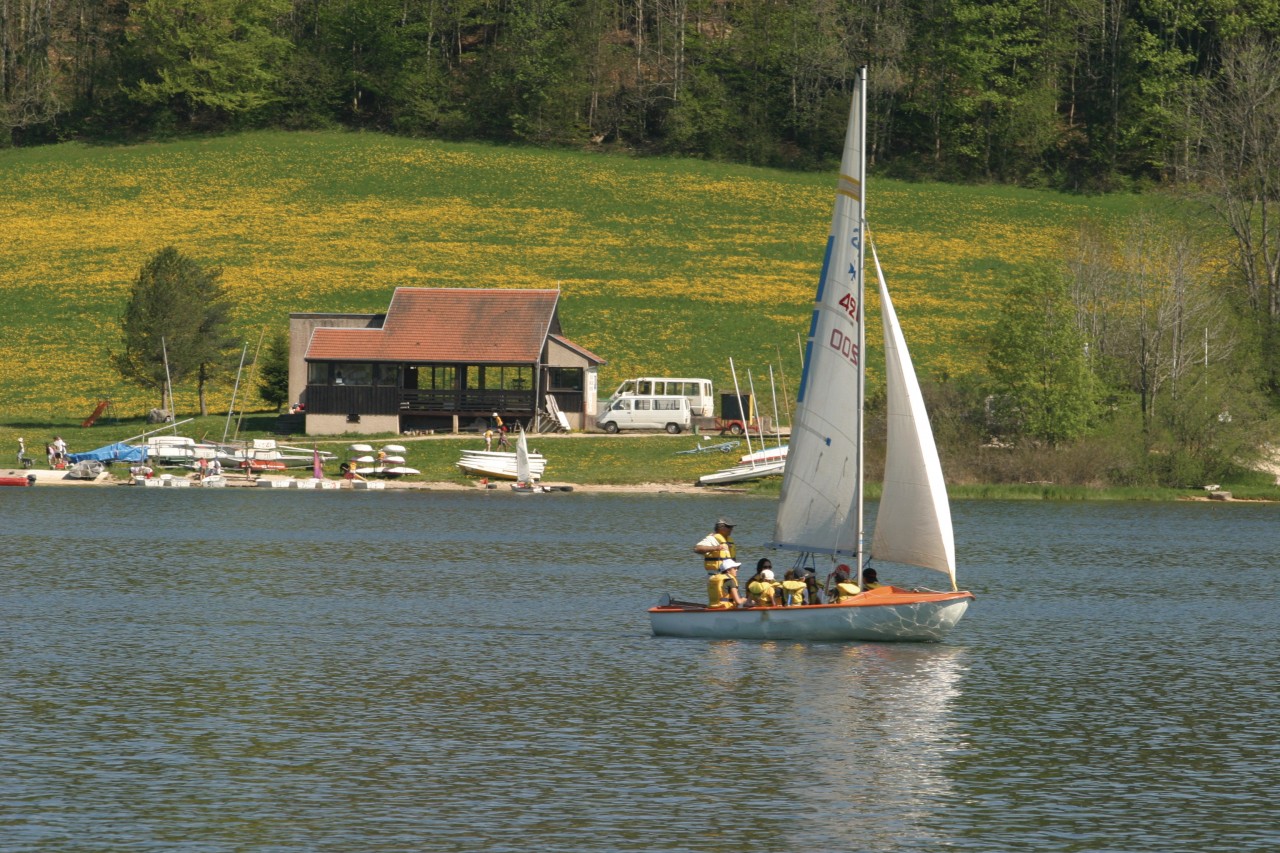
[2,488,1278,851]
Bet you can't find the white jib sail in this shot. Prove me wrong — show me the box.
[870,248,957,586]
[515,428,532,483]
[773,76,866,557]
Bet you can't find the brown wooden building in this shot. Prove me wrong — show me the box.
[289,288,604,435]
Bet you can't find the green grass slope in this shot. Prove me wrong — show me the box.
[2,130,1163,428]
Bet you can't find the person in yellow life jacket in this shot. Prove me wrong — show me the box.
[694,517,736,575]
[745,559,779,606]
[779,568,809,606]
[861,567,883,590]
[707,559,746,609]
[829,573,860,601]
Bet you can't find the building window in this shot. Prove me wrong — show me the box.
[420,365,457,390]
[547,367,583,392]
[342,364,373,386]
[469,365,532,390]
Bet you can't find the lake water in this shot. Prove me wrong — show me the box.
[1,488,1277,852]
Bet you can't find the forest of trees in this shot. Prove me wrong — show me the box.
[1,0,1278,189]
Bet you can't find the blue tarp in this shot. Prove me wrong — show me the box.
[68,442,149,464]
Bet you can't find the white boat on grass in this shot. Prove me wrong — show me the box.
[696,459,786,486]
[740,444,788,465]
[651,69,974,643]
[457,448,547,481]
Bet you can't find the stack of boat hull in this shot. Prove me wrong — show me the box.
[457,450,546,480]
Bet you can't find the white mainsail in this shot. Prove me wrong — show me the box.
[773,73,867,557]
[515,427,533,483]
[870,249,957,586]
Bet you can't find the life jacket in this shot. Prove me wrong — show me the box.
[864,581,882,589]
[779,579,807,606]
[707,572,735,608]
[747,580,777,606]
[702,532,735,573]
[833,581,862,602]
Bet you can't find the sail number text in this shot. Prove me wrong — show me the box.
[839,292,859,322]
[829,327,859,366]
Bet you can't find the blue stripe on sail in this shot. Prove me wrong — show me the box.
[796,339,814,403]
[816,235,834,301]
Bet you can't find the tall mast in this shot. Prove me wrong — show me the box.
[855,67,868,581]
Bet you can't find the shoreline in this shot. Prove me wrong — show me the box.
[1,468,720,495]
[5,468,1274,501]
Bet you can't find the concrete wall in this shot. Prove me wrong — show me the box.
[288,313,382,410]
[305,413,400,436]
[544,338,601,427]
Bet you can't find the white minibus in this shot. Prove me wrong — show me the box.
[609,377,713,417]
[597,395,692,434]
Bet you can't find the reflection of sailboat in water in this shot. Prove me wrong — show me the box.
[770,645,968,846]
[650,68,974,642]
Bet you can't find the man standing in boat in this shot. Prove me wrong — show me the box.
[694,517,736,575]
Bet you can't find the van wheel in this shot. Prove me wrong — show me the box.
[665,423,682,434]
[603,422,619,434]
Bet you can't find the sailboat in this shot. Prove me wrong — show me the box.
[650,68,974,642]
[511,427,546,493]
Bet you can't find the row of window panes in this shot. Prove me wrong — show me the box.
[308,362,582,392]
[635,381,708,396]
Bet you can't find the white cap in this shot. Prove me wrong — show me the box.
[722,559,741,570]
[761,569,775,581]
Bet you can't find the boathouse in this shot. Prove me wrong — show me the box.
[289,288,604,435]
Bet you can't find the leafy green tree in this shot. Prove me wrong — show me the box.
[987,267,1098,445]
[126,0,292,125]
[257,330,290,411]
[113,247,236,414]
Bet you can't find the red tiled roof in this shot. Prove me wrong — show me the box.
[306,288,562,363]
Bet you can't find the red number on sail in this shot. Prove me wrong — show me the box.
[829,328,859,366]
[838,292,859,322]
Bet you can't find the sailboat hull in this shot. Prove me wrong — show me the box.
[649,587,973,642]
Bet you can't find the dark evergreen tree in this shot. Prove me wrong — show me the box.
[113,247,236,414]
[257,330,291,411]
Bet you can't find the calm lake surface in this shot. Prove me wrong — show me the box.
[1,487,1277,852]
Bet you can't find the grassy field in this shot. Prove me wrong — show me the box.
[9,131,1247,495]
[1,130,1167,425]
